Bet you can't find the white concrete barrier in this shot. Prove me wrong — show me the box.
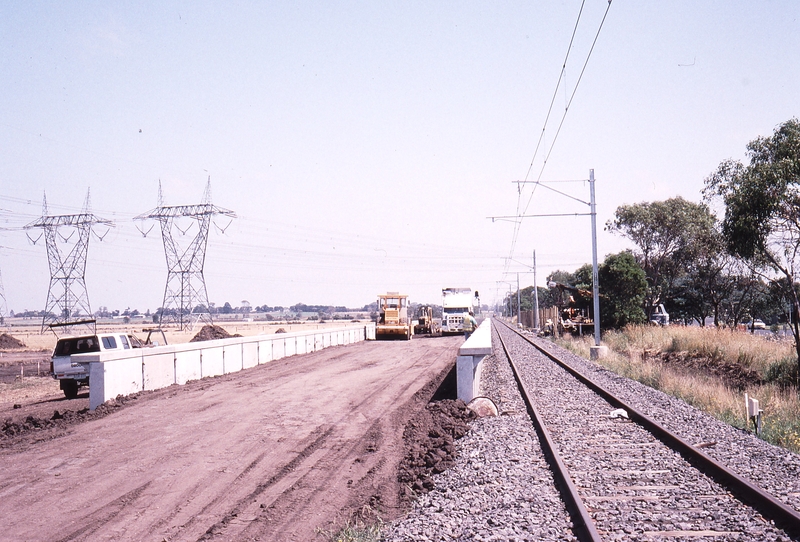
[456,319,493,403]
[88,324,376,410]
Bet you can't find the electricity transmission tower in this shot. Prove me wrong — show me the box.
[0,267,8,326]
[136,179,235,331]
[25,191,113,333]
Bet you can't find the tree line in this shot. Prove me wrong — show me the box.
[507,118,800,374]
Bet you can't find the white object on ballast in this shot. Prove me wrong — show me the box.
[608,408,629,419]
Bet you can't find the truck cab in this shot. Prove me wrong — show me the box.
[51,333,144,398]
[650,304,669,326]
[441,288,480,335]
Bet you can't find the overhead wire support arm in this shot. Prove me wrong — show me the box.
[489,212,591,222]
[513,180,591,207]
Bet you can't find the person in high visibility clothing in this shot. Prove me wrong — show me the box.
[463,310,478,339]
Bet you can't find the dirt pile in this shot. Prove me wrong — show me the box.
[190,325,242,342]
[0,333,25,349]
[398,399,476,501]
[1,394,139,447]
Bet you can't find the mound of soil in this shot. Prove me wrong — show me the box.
[190,325,242,342]
[0,333,25,349]
[397,399,476,501]
[644,349,763,390]
[1,393,140,447]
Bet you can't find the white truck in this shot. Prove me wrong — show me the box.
[50,332,146,398]
[440,287,480,335]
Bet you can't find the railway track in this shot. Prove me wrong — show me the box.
[493,319,800,541]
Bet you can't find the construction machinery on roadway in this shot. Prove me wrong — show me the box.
[376,292,413,340]
[441,287,480,335]
[413,305,438,335]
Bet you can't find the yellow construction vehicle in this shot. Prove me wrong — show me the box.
[376,293,413,340]
[413,305,438,335]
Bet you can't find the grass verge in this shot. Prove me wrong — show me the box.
[556,325,800,454]
[318,519,383,542]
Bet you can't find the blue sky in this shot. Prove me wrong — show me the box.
[1,1,798,313]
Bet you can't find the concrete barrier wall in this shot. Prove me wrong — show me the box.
[88,324,375,410]
[456,319,493,403]
[203,346,225,378]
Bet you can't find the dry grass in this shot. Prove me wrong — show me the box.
[558,325,800,454]
[603,325,797,379]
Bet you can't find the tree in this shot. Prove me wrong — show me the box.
[607,197,717,319]
[598,251,647,328]
[704,118,800,378]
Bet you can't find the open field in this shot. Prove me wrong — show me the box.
[558,324,800,453]
[0,318,366,352]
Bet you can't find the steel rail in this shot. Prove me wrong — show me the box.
[493,320,602,542]
[495,318,800,538]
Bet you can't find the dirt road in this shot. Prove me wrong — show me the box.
[0,335,463,541]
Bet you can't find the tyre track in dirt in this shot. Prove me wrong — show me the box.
[230,344,456,541]
[0,336,462,542]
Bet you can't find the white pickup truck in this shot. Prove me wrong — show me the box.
[50,333,145,398]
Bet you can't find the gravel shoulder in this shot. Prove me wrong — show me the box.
[384,323,800,541]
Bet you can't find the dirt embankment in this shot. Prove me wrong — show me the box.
[398,400,476,501]
[642,349,763,389]
[0,333,25,349]
[0,336,470,541]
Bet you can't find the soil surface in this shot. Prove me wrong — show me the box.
[642,349,763,389]
[396,399,476,501]
[0,350,52,384]
[0,335,464,541]
[0,333,26,349]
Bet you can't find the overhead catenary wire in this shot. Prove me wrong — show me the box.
[504,0,613,279]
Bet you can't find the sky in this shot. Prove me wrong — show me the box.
[0,1,798,315]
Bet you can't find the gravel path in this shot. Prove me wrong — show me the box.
[384,321,800,541]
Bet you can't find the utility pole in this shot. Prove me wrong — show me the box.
[589,169,600,347]
[489,169,604,353]
[533,250,540,330]
[516,272,521,325]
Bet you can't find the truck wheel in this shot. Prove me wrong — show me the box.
[62,380,79,399]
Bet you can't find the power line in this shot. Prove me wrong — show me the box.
[504,0,613,276]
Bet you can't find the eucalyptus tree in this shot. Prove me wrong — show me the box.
[606,197,718,319]
[598,251,647,329]
[704,118,800,372]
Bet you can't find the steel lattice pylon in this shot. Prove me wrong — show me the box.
[0,267,8,326]
[25,191,113,333]
[136,180,235,331]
